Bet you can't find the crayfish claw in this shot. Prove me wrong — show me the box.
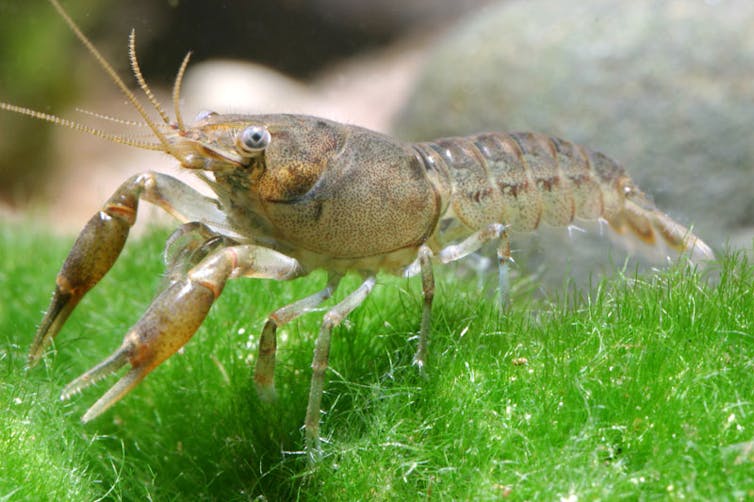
[28,286,79,367]
[79,367,147,424]
[29,200,134,367]
[62,272,221,422]
[60,345,131,402]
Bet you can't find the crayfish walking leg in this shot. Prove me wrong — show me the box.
[254,274,342,401]
[414,245,434,370]
[410,225,511,372]
[305,276,376,460]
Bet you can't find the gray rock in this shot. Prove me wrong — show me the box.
[395,0,754,290]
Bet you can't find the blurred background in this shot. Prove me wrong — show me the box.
[0,0,491,220]
[1,0,752,287]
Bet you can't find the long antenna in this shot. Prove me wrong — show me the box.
[0,102,163,150]
[47,0,174,154]
[75,107,147,127]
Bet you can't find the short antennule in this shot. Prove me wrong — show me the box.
[47,0,175,154]
[173,51,193,131]
[128,29,171,126]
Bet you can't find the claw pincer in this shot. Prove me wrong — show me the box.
[62,273,218,422]
[29,182,136,366]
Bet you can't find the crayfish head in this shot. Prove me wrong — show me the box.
[179,113,347,201]
[171,111,269,171]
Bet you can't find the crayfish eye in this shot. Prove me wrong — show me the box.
[237,125,271,154]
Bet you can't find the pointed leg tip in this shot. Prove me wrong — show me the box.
[25,354,41,370]
[412,355,432,382]
[305,438,324,464]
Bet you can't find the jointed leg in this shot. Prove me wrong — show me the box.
[60,243,303,423]
[254,273,342,401]
[438,222,511,304]
[414,245,434,370]
[162,222,235,289]
[438,223,506,264]
[404,225,511,374]
[29,172,228,366]
[496,227,512,306]
[305,276,376,459]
